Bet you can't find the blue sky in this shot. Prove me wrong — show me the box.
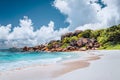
[0,0,68,30]
[0,0,120,48]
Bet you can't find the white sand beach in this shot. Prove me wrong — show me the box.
[0,50,120,80]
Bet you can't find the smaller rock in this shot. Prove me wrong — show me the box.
[79,47,86,51]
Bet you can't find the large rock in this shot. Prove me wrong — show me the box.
[28,47,34,52]
[86,42,94,49]
[76,38,100,50]
[48,40,62,49]
[61,32,73,40]
[62,48,67,52]
[79,47,87,51]
[23,46,29,51]
[82,38,91,44]
[77,39,83,47]
[61,30,82,40]
[73,30,82,36]
[41,47,48,51]
[77,38,93,47]
[90,38,97,43]
[70,40,77,46]
[67,46,76,51]
[48,40,57,44]
[55,48,63,52]
[94,42,100,48]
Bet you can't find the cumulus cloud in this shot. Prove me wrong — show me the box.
[1,0,120,48]
[8,16,35,40]
[35,21,69,44]
[0,16,69,48]
[53,0,120,30]
[0,24,11,40]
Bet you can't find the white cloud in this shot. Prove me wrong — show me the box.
[0,24,11,40]
[75,23,105,30]
[0,16,69,48]
[53,0,120,30]
[1,0,120,48]
[8,16,35,40]
[53,0,71,15]
[35,21,69,44]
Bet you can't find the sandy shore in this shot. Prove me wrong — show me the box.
[55,50,120,80]
[0,50,120,80]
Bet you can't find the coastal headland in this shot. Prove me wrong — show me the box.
[10,24,120,52]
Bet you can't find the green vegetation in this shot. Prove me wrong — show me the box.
[97,25,120,49]
[62,36,78,43]
[78,29,93,38]
[70,36,78,42]
[61,43,70,48]
[62,24,120,49]
[62,37,70,43]
[46,24,120,50]
[99,43,120,50]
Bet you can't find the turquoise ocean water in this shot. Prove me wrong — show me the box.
[0,50,84,71]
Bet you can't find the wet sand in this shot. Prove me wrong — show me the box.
[55,50,120,80]
[0,50,120,80]
[0,54,100,80]
[53,55,100,77]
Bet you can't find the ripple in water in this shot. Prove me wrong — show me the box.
[0,51,84,71]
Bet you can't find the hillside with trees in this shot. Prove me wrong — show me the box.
[60,24,120,50]
[21,24,120,52]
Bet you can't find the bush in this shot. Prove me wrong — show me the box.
[47,43,53,49]
[78,29,93,38]
[107,31,120,43]
[97,36,108,45]
[70,36,78,42]
[61,43,69,48]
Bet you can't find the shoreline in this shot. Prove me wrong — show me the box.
[0,50,100,72]
[53,55,100,77]
[0,50,120,80]
[0,50,101,80]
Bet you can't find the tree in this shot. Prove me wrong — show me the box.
[62,37,70,43]
[78,29,93,38]
[70,36,78,42]
[108,31,120,43]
